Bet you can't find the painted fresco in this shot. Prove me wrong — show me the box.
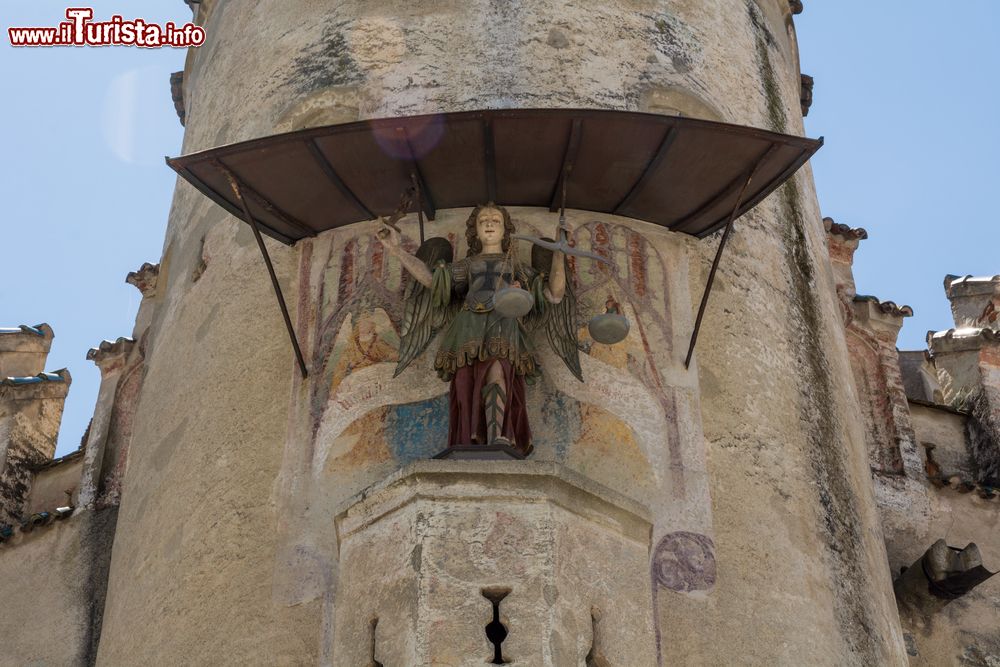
[306,215,686,490]
[271,209,714,610]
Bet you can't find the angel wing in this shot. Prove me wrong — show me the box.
[528,240,583,382]
[394,237,457,377]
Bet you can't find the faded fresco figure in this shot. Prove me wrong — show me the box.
[377,204,581,457]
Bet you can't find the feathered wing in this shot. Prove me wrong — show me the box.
[529,241,583,382]
[543,284,583,381]
[394,237,457,377]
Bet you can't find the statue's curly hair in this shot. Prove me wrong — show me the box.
[464,203,515,255]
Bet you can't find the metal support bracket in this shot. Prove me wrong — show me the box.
[412,172,426,244]
[222,167,309,378]
[684,148,774,369]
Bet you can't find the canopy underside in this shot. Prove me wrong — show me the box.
[167,108,822,245]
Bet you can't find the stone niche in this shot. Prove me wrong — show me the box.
[332,461,655,666]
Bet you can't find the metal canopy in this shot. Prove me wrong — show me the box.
[167,108,822,245]
[166,108,823,376]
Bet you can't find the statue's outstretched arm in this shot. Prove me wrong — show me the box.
[546,245,566,304]
[377,224,433,288]
[539,216,566,303]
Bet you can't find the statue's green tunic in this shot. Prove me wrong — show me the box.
[431,254,541,382]
[428,253,544,450]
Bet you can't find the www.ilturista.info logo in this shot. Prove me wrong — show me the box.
[8,8,205,48]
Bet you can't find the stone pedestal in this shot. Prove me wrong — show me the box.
[332,461,655,666]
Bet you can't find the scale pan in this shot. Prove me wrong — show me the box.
[589,313,630,345]
[495,287,534,319]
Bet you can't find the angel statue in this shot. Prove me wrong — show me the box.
[376,204,582,458]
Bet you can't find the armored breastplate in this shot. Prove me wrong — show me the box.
[465,257,513,313]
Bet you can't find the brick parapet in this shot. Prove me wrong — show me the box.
[842,286,917,477]
[825,219,869,318]
[846,319,918,476]
[825,218,868,262]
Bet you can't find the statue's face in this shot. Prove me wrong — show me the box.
[476,207,505,247]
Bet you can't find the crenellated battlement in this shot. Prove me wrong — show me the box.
[0,324,55,379]
[944,274,1000,330]
[826,219,1000,659]
[0,260,159,542]
[0,326,70,530]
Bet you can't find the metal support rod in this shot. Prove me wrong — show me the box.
[683,165,763,370]
[550,118,582,212]
[209,159,314,238]
[559,162,569,228]
[412,172,426,244]
[222,168,309,378]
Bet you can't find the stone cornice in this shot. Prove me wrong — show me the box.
[907,397,969,418]
[29,448,84,472]
[0,323,53,338]
[86,338,135,371]
[851,296,913,337]
[0,507,77,549]
[170,72,185,126]
[125,262,160,297]
[336,460,651,541]
[824,217,868,242]
[929,327,1000,355]
[0,369,72,399]
[0,323,54,350]
[945,274,1000,298]
[854,295,913,318]
[800,74,814,117]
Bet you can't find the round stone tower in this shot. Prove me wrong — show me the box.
[96,1,908,664]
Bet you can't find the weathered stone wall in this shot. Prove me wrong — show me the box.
[879,333,1000,664]
[931,329,1000,485]
[0,509,117,666]
[26,454,83,514]
[909,402,972,480]
[332,461,655,665]
[0,373,70,527]
[899,350,943,404]
[96,1,907,664]
[890,487,1000,665]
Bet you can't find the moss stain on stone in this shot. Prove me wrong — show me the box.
[963,387,1000,485]
[747,0,883,660]
[284,20,363,94]
[747,3,786,134]
[783,175,883,663]
[645,13,695,74]
[79,508,120,667]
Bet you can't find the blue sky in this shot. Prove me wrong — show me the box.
[2,2,998,457]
